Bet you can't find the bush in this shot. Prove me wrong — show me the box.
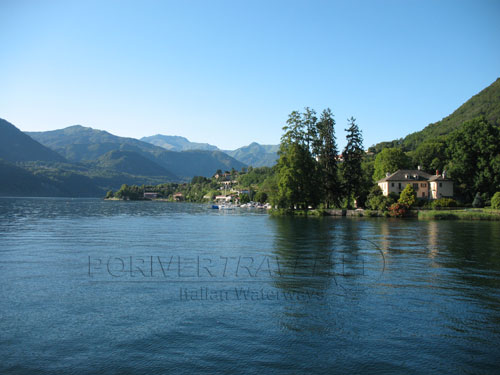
[366,186,395,211]
[492,192,500,209]
[388,203,408,217]
[472,192,484,208]
[432,198,457,209]
[398,184,416,208]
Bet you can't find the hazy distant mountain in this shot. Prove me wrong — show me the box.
[141,134,219,152]
[141,134,279,167]
[27,125,245,178]
[0,118,66,163]
[224,142,279,167]
[27,125,160,161]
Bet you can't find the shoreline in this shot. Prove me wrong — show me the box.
[101,198,500,221]
[271,208,500,221]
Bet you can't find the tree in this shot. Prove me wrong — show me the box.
[410,140,447,173]
[105,190,114,199]
[398,184,416,208]
[446,116,500,201]
[254,191,268,203]
[373,148,411,181]
[314,108,341,208]
[302,107,318,150]
[275,110,319,209]
[342,117,364,208]
[472,192,484,208]
[491,192,500,209]
[276,142,318,209]
[239,194,250,204]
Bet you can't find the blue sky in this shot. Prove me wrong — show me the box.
[1,0,499,150]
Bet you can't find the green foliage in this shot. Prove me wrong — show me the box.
[254,191,268,203]
[432,198,457,208]
[398,184,417,208]
[237,167,273,187]
[276,142,318,209]
[410,140,447,173]
[239,193,250,204]
[115,184,142,200]
[446,116,500,200]
[418,210,500,221]
[370,77,500,152]
[373,148,411,181]
[105,190,114,199]
[314,108,341,208]
[365,185,395,211]
[342,117,364,208]
[275,110,321,209]
[472,192,484,208]
[491,192,500,209]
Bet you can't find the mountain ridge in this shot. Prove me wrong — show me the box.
[369,77,500,153]
[27,126,245,178]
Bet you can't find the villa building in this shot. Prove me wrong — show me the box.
[377,169,453,199]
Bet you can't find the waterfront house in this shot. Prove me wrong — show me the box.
[377,169,453,199]
[173,192,184,201]
[215,195,232,203]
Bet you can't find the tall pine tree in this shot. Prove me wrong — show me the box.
[314,108,341,208]
[276,110,319,209]
[342,117,364,208]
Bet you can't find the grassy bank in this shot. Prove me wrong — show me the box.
[418,209,500,221]
[270,207,500,221]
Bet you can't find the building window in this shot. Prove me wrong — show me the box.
[413,183,418,189]
[423,192,426,197]
[421,183,426,187]
[398,183,401,189]
[391,183,394,187]
[439,182,442,187]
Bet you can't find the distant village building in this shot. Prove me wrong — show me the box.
[173,192,184,201]
[143,192,158,199]
[377,169,453,199]
[215,195,232,202]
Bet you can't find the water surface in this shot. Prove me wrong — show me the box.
[1,198,499,374]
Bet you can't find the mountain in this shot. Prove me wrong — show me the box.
[0,160,57,196]
[91,150,176,178]
[0,118,66,163]
[369,77,500,153]
[224,142,279,167]
[141,133,279,167]
[140,135,218,152]
[27,125,245,178]
[27,125,162,161]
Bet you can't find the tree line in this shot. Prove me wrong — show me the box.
[272,108,365,210]
[105,112,499,209]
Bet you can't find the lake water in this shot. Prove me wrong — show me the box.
[1,198,499,374]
